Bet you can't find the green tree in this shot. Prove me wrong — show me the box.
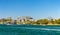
[56,18,60,24]
[36,19,48,25]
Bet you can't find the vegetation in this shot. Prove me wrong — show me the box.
[0,16,60,25]
[36,19,48,25]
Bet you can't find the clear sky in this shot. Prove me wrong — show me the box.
[0,0,60,19]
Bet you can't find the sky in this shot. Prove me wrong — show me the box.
[0,0,60,19]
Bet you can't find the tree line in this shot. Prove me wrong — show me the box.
[0,17,60,25]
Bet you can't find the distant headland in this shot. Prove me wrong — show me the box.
[0,16,60,25]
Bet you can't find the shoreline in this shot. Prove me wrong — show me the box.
[0,24,60,26]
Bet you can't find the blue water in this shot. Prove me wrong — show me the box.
[0,24,60,35]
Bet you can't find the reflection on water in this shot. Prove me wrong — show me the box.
[0,24,60,35]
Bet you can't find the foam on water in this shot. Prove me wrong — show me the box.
[16,27,60,31]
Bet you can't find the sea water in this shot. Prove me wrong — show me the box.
[0,24,60,35]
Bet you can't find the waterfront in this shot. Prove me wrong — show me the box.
[0,24,60,35]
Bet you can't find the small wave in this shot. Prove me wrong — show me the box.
[23,27,60,31]
[40,28,60,31]
[3,27,60,31]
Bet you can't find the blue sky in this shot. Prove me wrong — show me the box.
[0,0,60,19]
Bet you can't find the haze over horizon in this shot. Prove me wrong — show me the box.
[0,0,60,19]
